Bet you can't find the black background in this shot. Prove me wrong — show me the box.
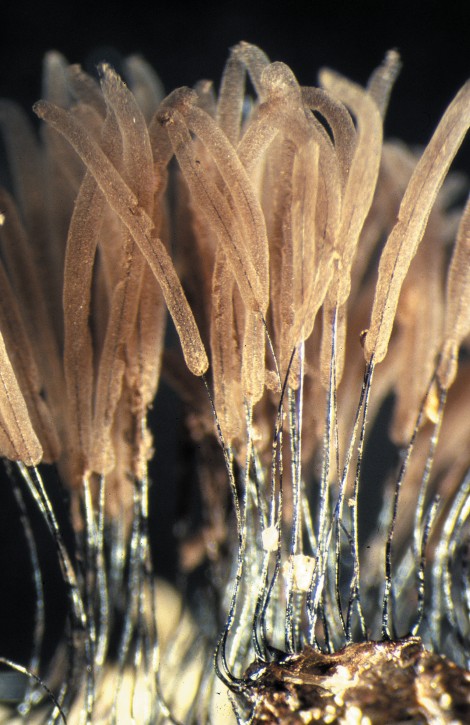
[0,0,468,680]
[1,0,469,166]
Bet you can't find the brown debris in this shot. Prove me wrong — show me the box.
[244,638,470,723]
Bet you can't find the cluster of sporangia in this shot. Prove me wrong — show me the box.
[0,42,470,722]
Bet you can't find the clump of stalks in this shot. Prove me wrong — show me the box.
[0,42,469,723]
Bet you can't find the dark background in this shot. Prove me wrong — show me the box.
[0,0,468,682]
[0,0,469,166]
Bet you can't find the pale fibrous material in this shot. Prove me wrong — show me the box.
[0,43,469,723]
